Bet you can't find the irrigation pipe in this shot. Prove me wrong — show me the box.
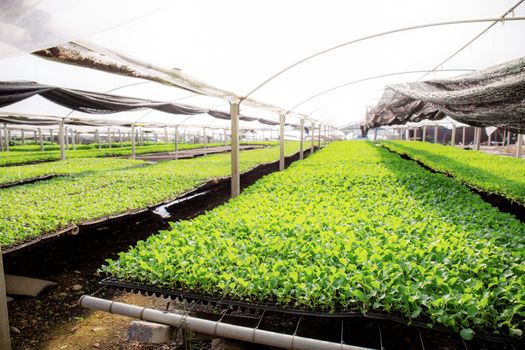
[80,295,372,350]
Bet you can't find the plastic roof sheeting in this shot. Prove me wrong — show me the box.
[1,1,525,128]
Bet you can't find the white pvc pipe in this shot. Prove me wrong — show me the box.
[516,134,523,158]
[59,120,65,160]
[79,296,369,350]
[310,122,315,153]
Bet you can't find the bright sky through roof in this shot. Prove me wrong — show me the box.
[0,0,524,128]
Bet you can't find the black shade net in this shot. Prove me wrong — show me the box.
[365,57,525,134]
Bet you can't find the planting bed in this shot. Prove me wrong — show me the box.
[102,141,525,341]
[3,146,309,350]
[0,143,300,249]
[382,141,525,206]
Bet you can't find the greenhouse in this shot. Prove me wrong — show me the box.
[0,1,524,349]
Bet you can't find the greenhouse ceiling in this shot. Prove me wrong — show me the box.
[0,0,524,129]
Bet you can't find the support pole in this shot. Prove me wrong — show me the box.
[203,127,207,155]
[462,126,466,146]
[299,119,304,160]
[223,129,227,146]
[475,127,481,150]
[64,127,69,149]
[108,128,112,148]
[119,130,123,147]
[59,120,65,160]
[405,128,409,141]
[164,128,168,144]
[175,126,179,160]
[488,132,492,147]
[506,131,511,152]
[451,125,456,146]
[373,128,377,141]
[434,125,438,144]
[279,113,285,171]
[50,129,53,145]
[413,128,418,141]
[317,124,321,148]
[131,125,136,159]
[33,130,37,144]
[2,124,7,152]
[422,126,427,142]
[21,129,24,145]
[95,129,100,149]
[310,122,315,153]
[0,245,11,350]
[516,134,523,158]
[38,128,44,151]
[71,129,76,150]
[230,102,240,198]
[0,126,3,152]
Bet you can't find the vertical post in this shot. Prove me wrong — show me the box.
[37,128,44,151]
[405,128,409,141]
[279,113,285,171]
[422,126,427,142]
[71,129,76,150]
[175,126,179,159]
[164,128,168,144]
[2,124,7,152]
[119,130,123,147]
[299,119,304,160]
[488,132,492,147]
[413,128,418,141]
[64,127,69,149]
[0,245,12,350]
[310,122,315,153]
[451,125,456,146]
[506,131,511,152]
[95,129,100,149]
[475,127,481,150]
[373,128,378,141]
[230,101,240,198]
[203,127,207,155]
[108,128,112,148]
[434,125,438,144]
[223,128,227,146]
[317,124,321,148]
[59,120,65,160]
[516,134,523,158]
[50,129,53,145]
[131,125,136,159]
[7,130,10,151]
[0,126,3,152]
[33,130,37,144]
[21,129,24,145]
[462,126,466,146]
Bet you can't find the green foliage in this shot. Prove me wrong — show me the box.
[0,142,299,247]
[0,158,146,186]
[0,142,226,166]
[102,141,525,338]
[382,141,525,205]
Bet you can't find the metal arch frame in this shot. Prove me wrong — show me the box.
[241,16,525,102]
[285,69,476,117]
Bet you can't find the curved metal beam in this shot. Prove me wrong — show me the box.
[286,69,476,115]
[242,16,525,100]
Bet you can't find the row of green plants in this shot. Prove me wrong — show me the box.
[0,143,226,166]
[7,140,278,152]
[0,142,299,248]
[0,158,147,186]
[382,141,525,205]
[102,141,524,339]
